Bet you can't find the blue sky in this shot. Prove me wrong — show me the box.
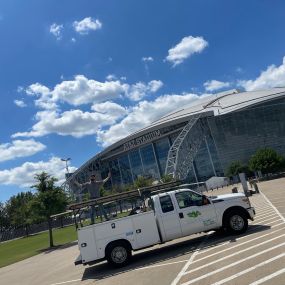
[1,0,285,202]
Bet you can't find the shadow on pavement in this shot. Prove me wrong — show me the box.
[81,224,271,282]
[39,241,78,254]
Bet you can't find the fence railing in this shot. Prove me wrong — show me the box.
[0,216,74,242]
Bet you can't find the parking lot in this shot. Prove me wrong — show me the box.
[0,178,284,285]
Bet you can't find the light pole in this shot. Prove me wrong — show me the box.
[61,157,71,174]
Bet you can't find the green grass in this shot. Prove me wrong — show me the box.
[0,211,131,268]
[0,225,77,268]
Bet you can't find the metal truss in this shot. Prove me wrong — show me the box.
[165,114,204,180]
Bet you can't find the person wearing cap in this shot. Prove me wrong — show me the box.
[74,172,111,224]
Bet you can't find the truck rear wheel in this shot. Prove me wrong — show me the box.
[106,241,132,267]
[225,210,248,234]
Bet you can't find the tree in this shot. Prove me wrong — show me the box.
[134,176,153,188]
[0,202,9,230]
[31,172,68,247]
[161,174,175,183]
[249,148,285,174]
[5,192,35,235]
[226,161,249,177]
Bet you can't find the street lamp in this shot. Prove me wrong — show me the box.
[61,157,71,174]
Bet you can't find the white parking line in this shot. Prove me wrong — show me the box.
[252,202,270,206]
[253,216,281,224]
[253,205,272,211]
[260,191,285,223]
[271,222,285,228]
[50,279,82,285]
[255,210,276,217]
[199,222,284,256]
[249,268,285,285]
[170,233,211,285]
[211,253,285,285]
[180,242,285,285]
[184,233,285,274]
[135,259,188,271]
[193,228,284,264]
[262,219,282,226]
[254,212,277,220]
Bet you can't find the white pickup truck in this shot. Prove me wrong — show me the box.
[75,188,255,267]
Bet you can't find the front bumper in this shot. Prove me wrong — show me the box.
[247,207,256,221]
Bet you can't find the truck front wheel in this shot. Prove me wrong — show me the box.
[225,210,248,234]
[106,241,132,267]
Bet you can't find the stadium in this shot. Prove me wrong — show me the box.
[66,87,285,194]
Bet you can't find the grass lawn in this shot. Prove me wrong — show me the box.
[0,211,131,268]
[0,225,77,268]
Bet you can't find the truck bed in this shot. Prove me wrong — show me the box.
[78,210,161,264]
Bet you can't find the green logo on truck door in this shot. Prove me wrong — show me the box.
[187,211,201,218]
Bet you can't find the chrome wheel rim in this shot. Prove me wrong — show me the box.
[111,246,127,263]
[230,215,244,231]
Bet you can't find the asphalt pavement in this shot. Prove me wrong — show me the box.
[0,178,284,285]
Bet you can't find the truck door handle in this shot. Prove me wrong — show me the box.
[179,212,184,219]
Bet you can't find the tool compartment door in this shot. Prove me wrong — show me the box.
[132,211,160,249]
[78,226,98,263]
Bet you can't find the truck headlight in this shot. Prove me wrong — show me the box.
[242,197,251,206]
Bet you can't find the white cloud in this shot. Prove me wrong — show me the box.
[12,106,126,138]
[49,23,63,40]
[106,74,117,81]
[97,92,203,147]
[17,86,24,93]
[127,80,163,101]
[52,75,127,106]
[0,157,76,187]
[0,139,46,162]
[91,101,127,117]
[166,36,208,66]
[14,100,27,108]
[24,76,163,108]
[142,57,154,62]
[25,83,56,110]
[73,17,102,35]
[204,80,230,92]
[239,56,285,91]
[13,77,163,138]
[26,83,50,96]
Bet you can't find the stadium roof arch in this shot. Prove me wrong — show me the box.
[66,87,285,183]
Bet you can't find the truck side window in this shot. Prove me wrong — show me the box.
[175,191,203,208]
[160,195,174,213]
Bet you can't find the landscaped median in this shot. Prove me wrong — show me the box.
[0,225,77,268]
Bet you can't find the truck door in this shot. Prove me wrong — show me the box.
[174,191,217,236]
[158,194,182,240]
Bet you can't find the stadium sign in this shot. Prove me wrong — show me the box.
[123,130,161,151]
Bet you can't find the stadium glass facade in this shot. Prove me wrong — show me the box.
[69,89,285,193]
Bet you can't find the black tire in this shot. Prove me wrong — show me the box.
[106,241,132,268]
[225,210,248,234]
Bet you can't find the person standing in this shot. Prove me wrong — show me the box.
[73,172,111,224]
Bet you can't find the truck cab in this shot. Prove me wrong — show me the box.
[153,189,254,243]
